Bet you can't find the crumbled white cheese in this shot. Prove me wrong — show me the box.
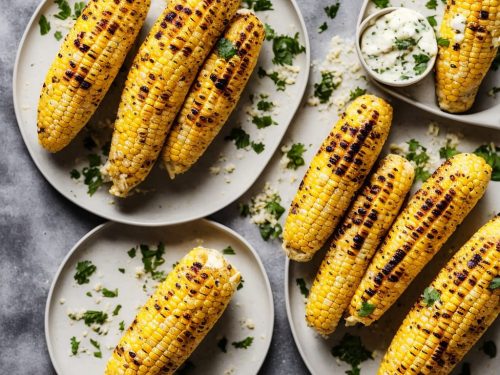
[427,122,440,137]
[59,298,66,305]
[248,183,282,227]
[224,164,236,174]
[135,266,145,279]
[265,65,301,85]
[450,14,467,44]
[224,177,232,184]
[224,368,235,375]
[82,331,88,337]
[209,166,221,175]
[93,283,102,292]
[241,318,255,330]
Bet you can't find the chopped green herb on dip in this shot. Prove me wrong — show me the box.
[361,8,437,83]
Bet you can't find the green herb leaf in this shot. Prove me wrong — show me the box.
[413,54,430,75]
[258,222,282,241]
[405,139,431,182]
[74,260,96,285]
[237,277,245,290]
[349,87,366,101]
[39,15,51,35]
[54,31,63,41]
[272,32,305,65]
[140,242,166,280]
[118,268,125,274]
[256,97,274,111]
[474,144,500,181]
[70,336,80,355]
[90,338,102,358]
[331,333,373,373]
[358,301,375,317]
[251,142,265,154]
[232,336,254,349]
[102,288,118,298]
[217,336,228,353]
[286,143,306,170]
[427,15,437,27]
[86,291,92,297]
[242,0,273,11]
[439,142,459,160]
[324,3,340,19]
[437,37,450,47]
[423,286,440,307]
[318,22,328,34]
[372,0,390,8]
[239,203,250,217]
[296,278,309,298]
[489,277,500,290]
[112,305,122,316]
[314,71,339,103]
[426,0,437,10]
[73,2,86,19]
[257,67,287,91]
[222,246,236,255]
[54,0,72,20]
[225,127,251,149]
[127,247,136,258]
[252,115,276,129]
[395,37,417,50]
[265,200,285,219]
[264,23,275,41]
[70,169,81,179]
[216,38,238,60]
[81,155,103,196]
[119,321,125,331]
[82,310,108,326]
[481,340,497,358]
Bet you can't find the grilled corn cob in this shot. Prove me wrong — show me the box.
[105,247,240,375]
[378,215,500,375]
[163,13,265,178]
[435,0,500,113]
[347,153,491,326]
[37,0,151,152]
[306,154,415,336]
[104,0,240,197]
[282,95,392,262]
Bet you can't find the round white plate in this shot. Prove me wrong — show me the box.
[45,219,274,375]
[13,0,310,226]
[357,0,500,130]
[286,184,500,374]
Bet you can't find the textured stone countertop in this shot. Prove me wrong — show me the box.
[1,1,497,374]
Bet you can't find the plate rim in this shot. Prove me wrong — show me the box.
[12,0,312,227]
[44,219,275,375]
[357,0,500,130]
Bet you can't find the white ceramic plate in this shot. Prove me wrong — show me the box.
[13,0,310,226]
[286,180,500,374]
[357,0,500,129]
[45,219,274,375]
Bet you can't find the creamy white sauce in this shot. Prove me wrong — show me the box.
[361,8,438,83]
[450,14,467,43]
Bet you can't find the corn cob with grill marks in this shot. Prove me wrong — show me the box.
[306,154,415,336]
[378,215,500,375]
[163,12,265,178]
[104,0,240,197]
[37,0,151,152]
[282,95,392,262]
[105,247,240,375]
[435,0,500,113]
[347,153,492,326]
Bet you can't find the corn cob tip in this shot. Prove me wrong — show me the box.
[282,241,314,262]
[165,161,178,180]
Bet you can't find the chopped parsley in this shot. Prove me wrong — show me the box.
[405,139,431,182]
[74,260,96,285]
[70,310,108,326]
[222,246,236,255]
[70,336,80,355]
[54,31,63,41]
[242,0,273,11]
[90,338,102,358]
[77,154,103,196]
[358,301,375,317]
[232,336,254,349]
[119,321,125,331]
[314,71,339,103]
[70,169,80,179]
[395,37,417,51]
[264,23,275,41]
[413,54,431,75]
[489,277,500,290]
[112,305,122,316]
[73,2,86,19]
[372,0,390,8]
[216,38,238,60]
[318,22,328,34]
[324,3,340,19]
[474,144,500,181]
[251,142,265,154]
[86,291,92,297]
[257,67,287,91]
[226,127,251,149]
[39,15,51,35]
[331,334,373,375]
[272,33,305,65]
[237,277,245,290]
[425,0,437,10]
[54,0,72,20]
[102,288,118,298]
[439,142,459,160]
[217,336,228,353]
[349,87,366,101]
[437,37,450,47]
[423,286,440,307]
[259,222,282,240]
[285,143,306,170]
[140,242,167,281]
[118,268,125,274]
[252,115,276,129]
[239,203,250,217]
[427,15,437,27]
[481,340,497,358]
[296,278,309,298]
[256,96,274,111]
[127,247,136,258]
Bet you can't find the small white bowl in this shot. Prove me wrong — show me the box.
[355,7,437,88]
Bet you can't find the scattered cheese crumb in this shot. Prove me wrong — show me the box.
[135,266,145,279]
[241,318,255,330]
[93,283,102,292]
[59,298,66,305]
[209,166,221,175]
[224,163,236,174]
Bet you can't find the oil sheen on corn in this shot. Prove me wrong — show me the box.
[361,8,437,83]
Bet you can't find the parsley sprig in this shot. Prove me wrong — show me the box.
[74,260,96,285]
[331,334,373,375]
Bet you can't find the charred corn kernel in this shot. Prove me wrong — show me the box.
[282,95,392,262]
[435,0,500,113]
[105,247,240,375]
[104,0,240,197]
[306,154,415,336]
[163,13,265,178]
[347,153,492,326]
[378,215,500,375]
[37,0,151,152]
